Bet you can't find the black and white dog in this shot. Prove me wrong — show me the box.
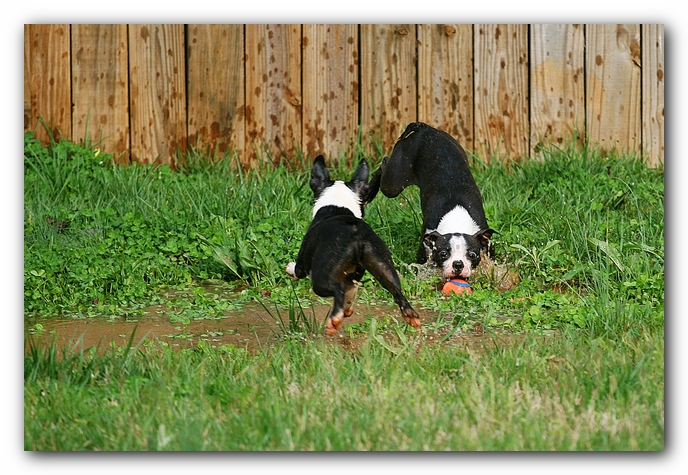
[286,155,421,336]
[379,122,496,281]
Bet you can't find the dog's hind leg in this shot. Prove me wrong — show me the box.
[361,249,421,329]
[343,281,359,318]
[312,278,347,336]
[326,291,347,336]
[326,309,345,336]
[326,280,362,335]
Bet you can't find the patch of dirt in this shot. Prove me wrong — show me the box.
[24,297,526,356]
[24,300,406,354]
[26,305,269,355]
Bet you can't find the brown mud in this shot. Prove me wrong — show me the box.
[25,301,281,355]
[24,297,525,356]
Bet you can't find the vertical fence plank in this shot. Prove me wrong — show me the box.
[302,24,359,164]
[360,24,417,153]
[71,24,130,164]
[129,24,186,166]
[24,24,72,143]
[586,24,641,153]
[529,24,585,156]
[474,24,529,162]
[417,24,474,152]
[245,24,302,166]
[642,24,664,166]
[187,24,245,161]
[24,23,665,170]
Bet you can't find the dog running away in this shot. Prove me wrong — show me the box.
[286,155,421,336]
[379,122,496,282]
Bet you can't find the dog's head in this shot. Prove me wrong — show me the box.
[310,155,381,218]
[423,229,495,280]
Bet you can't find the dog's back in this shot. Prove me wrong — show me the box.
[381,122,488,232]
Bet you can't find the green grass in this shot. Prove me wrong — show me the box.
[24,324,663,451]
[23,130,664,451]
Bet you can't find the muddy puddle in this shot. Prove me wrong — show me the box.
[25,295,526,355]
[25,301,277,354]
[23,299,403,352]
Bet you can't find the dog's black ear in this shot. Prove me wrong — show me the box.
[348,159,370,195]
[475,228,496,244]
[423,231,442,250]
[475,228,497,258]
[310,155,331,194]
[351,159,370,184]
[311,155,330,181]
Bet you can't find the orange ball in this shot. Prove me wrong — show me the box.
[442,279,473,295]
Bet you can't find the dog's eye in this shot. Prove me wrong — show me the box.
[439,250,449,260]
[468,251,477,260]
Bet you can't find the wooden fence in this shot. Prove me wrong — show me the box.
[24,24,664,168]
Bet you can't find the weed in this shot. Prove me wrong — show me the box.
[258,282,322,338]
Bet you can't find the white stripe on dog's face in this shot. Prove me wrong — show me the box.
[436,205,480,236]
[312,181,362,218]
[441,235,473,279]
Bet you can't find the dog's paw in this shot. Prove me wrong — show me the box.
[285,262,298,279]
[402,307,422,329]
[326,314,344,336]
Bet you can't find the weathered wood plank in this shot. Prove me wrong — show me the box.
[71,24,130,164]
[23,23,663,169]
[302,24,359,164]
[245,24,302,166]
[529,24,585,156]
[641,24,664,166]
[417,24,474,152]
[24,24,72,143]
[187,24,245,161]
[474,24,529,163]
[360,24,417,153]
[586,24,641,153]
[128,24,186,166]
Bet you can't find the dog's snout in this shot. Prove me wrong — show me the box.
[452,260,464,272]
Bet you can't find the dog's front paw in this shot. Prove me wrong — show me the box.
[402,306,421,329]
[285,262,298,280]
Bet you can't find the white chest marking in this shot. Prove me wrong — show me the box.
[312,181,362,219]
[432,205,480,236]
